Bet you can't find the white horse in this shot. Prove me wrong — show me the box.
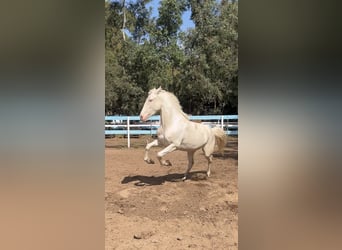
[144,116,199,165]
[140,87,227,180]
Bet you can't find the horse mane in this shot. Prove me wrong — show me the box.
[160,90,189,120]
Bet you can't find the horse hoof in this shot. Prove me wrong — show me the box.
[162,160,172,166]
[145,159,155,164]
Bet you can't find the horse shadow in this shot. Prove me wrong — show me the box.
[121,171,208,186]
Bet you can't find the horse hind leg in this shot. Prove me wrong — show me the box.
[202,139,215,177]
[206,154,213,177]
[182,150,195,181]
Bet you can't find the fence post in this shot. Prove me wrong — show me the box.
[127,117,130,148]
[221,115,224,129]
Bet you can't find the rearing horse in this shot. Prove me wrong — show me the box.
[139,87,227,180]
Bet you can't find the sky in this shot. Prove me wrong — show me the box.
[146,0,195,31]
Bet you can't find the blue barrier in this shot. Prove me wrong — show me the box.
[105,115,238,121]
[105,114,238,147]
[105,130,157,135]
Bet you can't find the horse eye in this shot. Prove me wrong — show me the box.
[148,99,153,102]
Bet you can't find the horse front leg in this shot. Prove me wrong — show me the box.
[157,143,177,167]
[144,139,159,164]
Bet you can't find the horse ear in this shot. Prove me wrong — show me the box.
[157,86,162,92]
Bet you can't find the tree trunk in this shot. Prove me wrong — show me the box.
[122,0,126,41]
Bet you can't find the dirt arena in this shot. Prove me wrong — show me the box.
[105,136,238,249]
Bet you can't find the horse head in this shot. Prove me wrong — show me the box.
[140,86,163,121]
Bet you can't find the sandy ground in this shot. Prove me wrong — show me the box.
[105,136,238,249]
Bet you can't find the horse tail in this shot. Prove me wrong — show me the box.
[211,127,227,153]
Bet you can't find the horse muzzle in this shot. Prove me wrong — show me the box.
[140,114,147,121]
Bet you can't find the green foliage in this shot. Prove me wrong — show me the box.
[157,0,187,41]
[105,0,238,115]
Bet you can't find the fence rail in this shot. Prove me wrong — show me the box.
[105,115,238,148]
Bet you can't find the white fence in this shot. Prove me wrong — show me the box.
[105,115,238,148]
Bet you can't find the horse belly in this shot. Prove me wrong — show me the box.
[181,138,206,149]
[163,122,210,150]
[178,130,208,150]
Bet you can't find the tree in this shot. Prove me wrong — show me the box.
[179,0,238,114]
[127,0,153,44]
[149,0,187,92]
[105,1,144,115]
[105,0,238,115]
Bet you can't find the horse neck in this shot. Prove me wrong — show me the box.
[159,98,188,131]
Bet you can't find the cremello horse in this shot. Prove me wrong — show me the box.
[144,116,200,165]
[140,87,227,180]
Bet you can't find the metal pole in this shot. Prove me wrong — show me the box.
[221,115,224,129]
[127,117,130,148]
